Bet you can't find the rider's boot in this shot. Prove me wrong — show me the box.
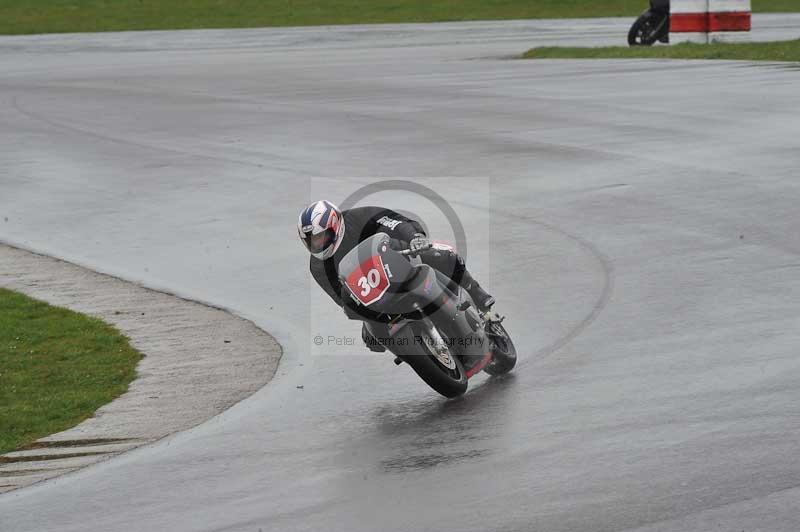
[460,270,495,313]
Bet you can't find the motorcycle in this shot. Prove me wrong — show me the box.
[628,0,670,46]
[337,233,516,398]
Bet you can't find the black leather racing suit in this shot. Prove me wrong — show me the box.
[309,206,491,348]
[309,206,467,305]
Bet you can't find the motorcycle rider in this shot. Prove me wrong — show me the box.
[298,200,495,351]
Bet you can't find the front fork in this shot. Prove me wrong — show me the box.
[416,300,494,379]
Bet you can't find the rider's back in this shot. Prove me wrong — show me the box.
[308,206,424,307]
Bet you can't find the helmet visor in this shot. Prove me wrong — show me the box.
[303,228,336,254]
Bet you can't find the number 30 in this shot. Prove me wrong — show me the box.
[358,268,381,296]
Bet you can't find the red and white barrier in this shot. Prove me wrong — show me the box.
[708,0,752,42]
[669,0,751,44]
[670,0,711,43]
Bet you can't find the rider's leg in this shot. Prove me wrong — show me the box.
[418,246,495,312]
[362,322,386,352]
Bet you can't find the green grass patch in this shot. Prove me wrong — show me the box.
[0,1,796,35]
[0,288,141,455]
[523,38,800,61]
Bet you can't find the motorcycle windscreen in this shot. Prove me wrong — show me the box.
[339,233,419,310]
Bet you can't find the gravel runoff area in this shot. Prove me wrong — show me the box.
[0,244,281,493]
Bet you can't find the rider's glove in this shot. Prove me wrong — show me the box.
[409,233,431,254]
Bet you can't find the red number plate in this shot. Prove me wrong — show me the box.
[345,255,390,306]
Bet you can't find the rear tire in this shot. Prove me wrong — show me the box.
[483,321,517,376]
[401,326,468,398]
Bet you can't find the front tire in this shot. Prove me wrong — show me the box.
[401,325,468,398]
[628,12,663,46]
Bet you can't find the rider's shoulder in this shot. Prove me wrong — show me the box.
[341,205,382,217]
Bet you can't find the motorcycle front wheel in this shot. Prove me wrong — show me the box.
[401,325,468,398]
[628,11,664,46]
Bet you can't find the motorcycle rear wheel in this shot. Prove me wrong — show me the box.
[483,321,517,376]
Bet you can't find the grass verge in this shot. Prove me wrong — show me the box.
[0,1,797,36]
[0,288,141,455]
[523,39,800,61]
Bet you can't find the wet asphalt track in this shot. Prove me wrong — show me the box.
[2,15,800,532]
